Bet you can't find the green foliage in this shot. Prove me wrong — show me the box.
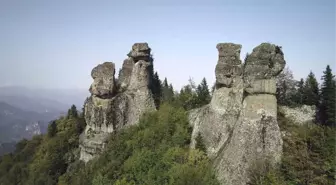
[303,71,319,107]
[318,65,336,126]
[48,120,57,137]
[196,78,211,107]
[252,111,336,185]
[195,132,207,153]
[67,104,79,119]
[60,103,219,185]
[292,78,305,105]
[0,106,86,185]
[161,78,175,103]
[152,71,162,109]
[276,67,297,106]
[175,77,211,111]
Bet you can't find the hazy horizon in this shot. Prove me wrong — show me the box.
[1,0,335,90]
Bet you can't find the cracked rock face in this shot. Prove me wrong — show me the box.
[215,43,243,88]
[189,42,285,185]
[80,43,156,162]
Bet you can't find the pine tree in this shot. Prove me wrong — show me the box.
[318,65,336,126]
[47,120,57,137]
[295,78,305,105]
[196,78,211,106]
[303,72,319,107]
[163,77,168,88]
[67,105,78,118]
[151,71,162,109]
[161,78,174,103]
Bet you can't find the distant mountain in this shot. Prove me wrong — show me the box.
[0,101,58,142]
[0,86,89,113]
[0,86,89,155]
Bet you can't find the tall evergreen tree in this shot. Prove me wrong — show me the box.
[295,78,305,105]
[318,65,336,126]
[67,105,78,118]
[151,71,162,109]
[47,120,57,137]
[196,78,211,106]
[303,71,319,107]
[161,78,174,103]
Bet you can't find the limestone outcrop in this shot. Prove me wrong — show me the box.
[189,43,286,185]
[79,43,156,162]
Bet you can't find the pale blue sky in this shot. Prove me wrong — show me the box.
[0,0,335,90]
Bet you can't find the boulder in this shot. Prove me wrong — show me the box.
[127,43,152,62]
[89,62,116,97]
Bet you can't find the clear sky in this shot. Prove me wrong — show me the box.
[0,0,335,90]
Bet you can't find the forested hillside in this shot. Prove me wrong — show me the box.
[0,65,335,185]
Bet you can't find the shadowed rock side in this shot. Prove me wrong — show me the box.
[189,43,286,185]
[80,43,156,162]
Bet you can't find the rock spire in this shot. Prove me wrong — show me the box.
[79,43,156,162]
[189,42,286,185]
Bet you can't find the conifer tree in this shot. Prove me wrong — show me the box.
[151,71,162,109]
[196,78,211,106]
[161,78,174,103]
[303,71,319,107]
[318,65,336,126]
[295,78,305,105]
[67,105,78,118]
[47,120,57,137]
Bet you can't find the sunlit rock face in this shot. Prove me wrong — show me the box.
[189,42,286,185]
[79,43,156,162]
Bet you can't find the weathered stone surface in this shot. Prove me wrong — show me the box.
[118,58,135,89]
[244,43,286,80]
[216,43,242,59]
[189,42,285,185]
[278,105,315,125]
[245,79,277,94]
[215,43,243,88]
[80,43,156,162]
[127,43,152,62]
[128,60,151,92]
[132,43,151,52]
[215,95,282,185]
[89,62,116,97]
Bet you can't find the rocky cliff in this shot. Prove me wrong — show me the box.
[79,43,156,162]
[189,43,286,185]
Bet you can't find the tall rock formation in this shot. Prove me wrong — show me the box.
[80,43,156,162]
[189,43,286,185]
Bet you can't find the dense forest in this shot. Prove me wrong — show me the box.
[0,65,335,185]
